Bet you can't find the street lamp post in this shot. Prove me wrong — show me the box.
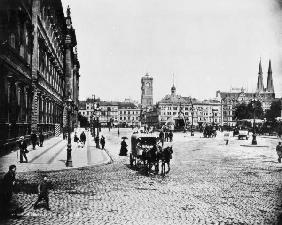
[190,99,194,136]
[66,97,73,167]
[251,98,257,145]
[91,95,96,139]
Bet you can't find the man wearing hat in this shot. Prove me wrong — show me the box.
[18,137,28,163]
[33,176,50,210]
[276,142,282,163]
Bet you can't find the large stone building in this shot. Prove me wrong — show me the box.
[216,59,276,126]
[79,99,140,127]
[0,0,80,150]
[145,84,222,128]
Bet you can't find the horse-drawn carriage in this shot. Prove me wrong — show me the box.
[130,133,173,175]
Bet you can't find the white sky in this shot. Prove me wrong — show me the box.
[61,0,282,102]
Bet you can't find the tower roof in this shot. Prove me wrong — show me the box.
[258,58,262,74]
[266,59,274,93]
[171,84,176,95]
[256,58,264,92]
[268,59,272,74]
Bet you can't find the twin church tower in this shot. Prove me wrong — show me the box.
[256,59,275,96]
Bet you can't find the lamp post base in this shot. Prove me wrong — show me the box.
[191,131,194,136]
[66,160,73,167]
[66,144,73,167]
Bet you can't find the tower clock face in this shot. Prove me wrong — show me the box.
[145,82,150,87]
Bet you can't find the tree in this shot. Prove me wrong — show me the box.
[233,103,250,120]
[233,101,264,120]
[248,101,264,120]
[265,100,281,122]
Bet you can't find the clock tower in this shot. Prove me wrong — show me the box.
[141,73,153,109]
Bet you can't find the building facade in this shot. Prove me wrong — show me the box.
[79,99,140,127]
[216,59,276,126]
[145,85,222,128]
[0,0,80,150]
[118,102,140,127]
[157,85,222,127]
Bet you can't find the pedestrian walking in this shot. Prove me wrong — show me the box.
[74,132,79,143]
[80,131,86,146]
[31,132,37,150]
[119,139,128,156]
[0,165,23,218]
[39,132,44,147]
[18,136,28,163]
[159,130,164,146]
[169,131,173,142]
[276,142,282,163]
[224,132,230,145]
[95,135,100,148]
[164,131,168,142]
[100,135,105,149]
[33,177,50,210]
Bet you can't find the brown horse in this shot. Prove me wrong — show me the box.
[160,146,173,175]
[141,146,160,175]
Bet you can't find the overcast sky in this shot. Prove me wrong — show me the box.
[61,0,282,102]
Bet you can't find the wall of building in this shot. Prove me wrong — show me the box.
[0,0,80,151]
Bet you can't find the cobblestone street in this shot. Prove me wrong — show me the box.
[1,128,282,225]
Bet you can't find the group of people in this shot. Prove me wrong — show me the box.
[74,131,86,147]
[159,130,173,146]
[95,135,106,149]
[18,132,45,163]
[74,131,107,150]
[0,165,50,218]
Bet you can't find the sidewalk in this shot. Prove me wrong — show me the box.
[0,128,111,173]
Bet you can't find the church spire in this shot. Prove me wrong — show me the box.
[171,74,176,95]
[256,58,264,93]
[266,59,274,93]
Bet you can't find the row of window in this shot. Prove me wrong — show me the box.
[120,117,139,121]
[41,8,64,65]
[161,106,220,111]
[38,42,63,96]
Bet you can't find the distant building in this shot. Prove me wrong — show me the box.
[216,59,277,125]
[79,98,140,127]
[118,102,141,127]
[145,84,222,128]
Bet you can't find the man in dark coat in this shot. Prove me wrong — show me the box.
[19,136,28,163]
[165,132,169,142]
[80,131,86,145]
[74,132,79,143]
[0,165,22,218]
[100,136,105,149]
[169,131,173,142]
[119,139,128,156]
[95,135,100,148]
[3,165,16,203]
[31,132,37,150]
[276,142,282,163]
[159,130,164,146]
[33,177,50,210]
[39,132,44,147]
